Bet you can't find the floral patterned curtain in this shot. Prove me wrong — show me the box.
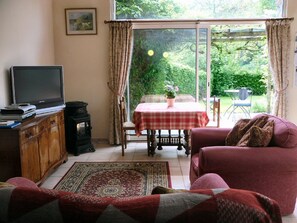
[266,19,292,118]
[108,22,133,144]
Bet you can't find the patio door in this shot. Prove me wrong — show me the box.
[196,26,212,114]
[127,24,212,119]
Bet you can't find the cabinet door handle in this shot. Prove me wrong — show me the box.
[50,120,56,125]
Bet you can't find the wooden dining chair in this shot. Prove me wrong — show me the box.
[119,96,135,156]
[206,96,221,128]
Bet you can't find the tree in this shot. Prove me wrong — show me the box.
[116,0,183,19]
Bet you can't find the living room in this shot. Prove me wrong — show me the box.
[1,0,297,222]
[0,0,297,142]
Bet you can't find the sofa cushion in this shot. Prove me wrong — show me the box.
[225,116,269,146]
[0,186,282,223]
[225,119,250,146]
[237,120,274,147]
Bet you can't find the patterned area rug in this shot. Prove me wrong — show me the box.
[54,161,171,197]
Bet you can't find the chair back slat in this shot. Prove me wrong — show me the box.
[226,87,252,119]
[207,96,220,128]
[213,96,220,127]
[238,88,249,100]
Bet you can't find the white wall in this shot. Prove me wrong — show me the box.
[0,0,55,106]
[53,0,110,140]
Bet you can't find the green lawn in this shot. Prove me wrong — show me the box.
[218,95,268,113]
[200,95,268,114]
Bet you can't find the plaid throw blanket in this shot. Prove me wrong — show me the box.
[0,187,281,223]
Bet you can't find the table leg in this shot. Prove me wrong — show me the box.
[177,129,183,150]
[148,130,157,156]
[184,130,190,156]
[146,129,150,156]
[157,130,163,150]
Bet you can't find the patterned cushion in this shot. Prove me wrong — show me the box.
[237,120,274,147]
[0,187,282,223]
[225,115,272,146]
[225,118,250,146]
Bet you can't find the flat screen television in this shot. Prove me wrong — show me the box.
[10,65,65,114]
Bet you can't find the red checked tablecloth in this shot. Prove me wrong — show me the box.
[133,102,209,136]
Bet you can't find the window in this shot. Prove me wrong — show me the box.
[115,0,285,19]
[114,0,286,122]
[127,24,269,119]
[128,28,196,114]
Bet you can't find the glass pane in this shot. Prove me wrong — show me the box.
[116,0,284,19]
[210,24,271,121]
[197,28,208,110]
[128,29,196,117]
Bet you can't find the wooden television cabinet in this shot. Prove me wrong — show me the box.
[0,110,67,184]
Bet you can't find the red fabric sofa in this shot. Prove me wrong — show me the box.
[0,176,282,223]
[190,114,297,215]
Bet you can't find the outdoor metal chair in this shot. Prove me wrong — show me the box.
[227,87,252,119]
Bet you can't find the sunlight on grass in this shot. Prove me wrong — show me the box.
[201,95,268,114]
[220,95,267,113]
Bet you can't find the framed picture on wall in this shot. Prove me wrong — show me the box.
[65,8,97,35]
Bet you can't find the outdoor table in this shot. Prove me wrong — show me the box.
[224,89,252,100]
[133,102,209,156]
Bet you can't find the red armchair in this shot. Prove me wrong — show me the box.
[190,114,297,215]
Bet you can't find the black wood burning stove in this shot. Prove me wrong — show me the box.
[64,101,95,156]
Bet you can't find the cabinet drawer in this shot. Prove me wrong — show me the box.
[49,115,58,126]
[20,126,37,143]
[37,119,49,133]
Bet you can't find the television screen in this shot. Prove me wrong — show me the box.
[10,66,65,114]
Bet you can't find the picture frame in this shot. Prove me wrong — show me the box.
[65,8,97,35]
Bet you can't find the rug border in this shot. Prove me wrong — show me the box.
[53,161,172,189]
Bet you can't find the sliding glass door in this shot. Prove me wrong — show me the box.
[127,25,212,119]
[197,27,211,113]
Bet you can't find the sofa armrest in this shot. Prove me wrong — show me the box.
[191,128,231,155]
[190,173,229,190]
[199,146,297,174]
[6,177,39,189]
[198,146,297,215]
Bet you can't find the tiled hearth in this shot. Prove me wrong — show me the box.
[41,141,297,223]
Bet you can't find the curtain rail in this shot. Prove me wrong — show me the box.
[104,17,294,24]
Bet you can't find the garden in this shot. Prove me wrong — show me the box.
[116,0,276,118]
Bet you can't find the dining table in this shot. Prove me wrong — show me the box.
[133,102,209,156]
